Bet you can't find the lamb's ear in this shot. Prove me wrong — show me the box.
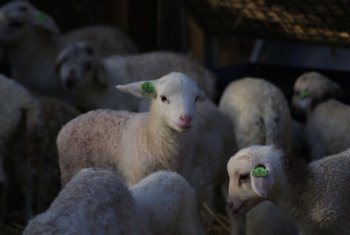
[116,80,157,99]
[251,164,274,198]
[31,11,60,34]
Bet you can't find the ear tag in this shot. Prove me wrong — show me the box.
[252,167,268,177]
[36,13,47,24]
[141,82,155,94]
[299,90,310,99]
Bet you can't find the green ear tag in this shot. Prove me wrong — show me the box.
[36,13,48,24]
[299,90,310,99]
[252,167,268,177]
[141,82,155,94]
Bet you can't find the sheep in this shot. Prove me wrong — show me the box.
[57,72,235,206]
[0,74,80,222]
[219,78,292,152]
[23,168,150,235]
[218,78,298,235]
[227,145,350,235]
[55,42,217,111]
[23,168,206,235]
[292,71,350,159]
[0,0,137,97]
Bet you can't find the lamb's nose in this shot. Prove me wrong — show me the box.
[179,115,192,124]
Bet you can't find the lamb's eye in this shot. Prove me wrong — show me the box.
[160,95,168,103]
[294,91,300,96]
[195,96,200,102]
[239,173,249,181]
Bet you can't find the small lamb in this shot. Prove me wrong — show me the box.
[219,78,297,235]
[55,42,217,111]
[292,71,350,159]
[0,1,137,97]
[23,168,206,235]
[57,72,235,203]
[227,145,350,235]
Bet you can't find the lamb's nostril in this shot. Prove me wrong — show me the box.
[179,115,192,123]
[227,201,234,209]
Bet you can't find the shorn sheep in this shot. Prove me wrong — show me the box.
[227,145,350,235]
[23,169,206,235]
[0,1,137,97]
[219,78,297,235]
[0,74,80,221]
[292,71,350,159]
[57,72,235,203]
[55,42,217,111]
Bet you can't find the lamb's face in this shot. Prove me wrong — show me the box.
[56,42,97,90]
[227,145,282,214]
[0,1,58,43]
[0,1,32,42]
[154,73,205,132]
[292,71,341,114]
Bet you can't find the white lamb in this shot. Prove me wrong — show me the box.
[292,71,350,159]
[0,0,137,97]
[55,41,217,111]
[57,72,235,204]
[23,168,206,235]
[227,145,350,235]
[219,78,298,235]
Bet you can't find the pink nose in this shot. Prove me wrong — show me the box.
[179,115,192,126]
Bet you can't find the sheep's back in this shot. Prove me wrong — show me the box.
[57,109,134,185]
[306,99,350,157]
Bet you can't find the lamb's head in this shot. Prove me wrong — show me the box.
[0,1,59,43]
[117,72,206,132]
[227,145,285,214]
[56,42,99,90]
[292,71,343,114]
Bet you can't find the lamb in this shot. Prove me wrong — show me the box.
[57,72,235,205]
[227,145,350,235]
[0,0,137,97]
[219,77,292,152]
[0,74,80,222]
[55,42,217,111]
[218,78,297,235]
[23,168,206,235]
[292,71,350,159]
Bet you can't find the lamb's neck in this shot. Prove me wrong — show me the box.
[271,157,312,229]
[146,109,188,170]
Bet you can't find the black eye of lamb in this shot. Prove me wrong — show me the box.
[160,96,168,103]
[295,91,300,96]
[195,96,200,102]
[239,173,249,181]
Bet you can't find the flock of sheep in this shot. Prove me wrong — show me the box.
[0,1,350,235]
